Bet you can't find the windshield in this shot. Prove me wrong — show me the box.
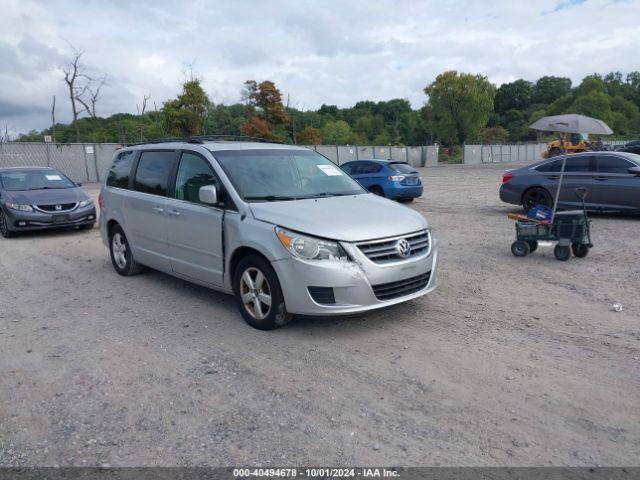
[0,170,76,191]
[212,149,365,201]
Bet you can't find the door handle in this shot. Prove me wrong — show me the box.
[595,177,609,181]
[545,175,560,180]
[151,205,164,213]
[167,209,181,216]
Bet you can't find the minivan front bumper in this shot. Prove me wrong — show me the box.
[272,238,438,316]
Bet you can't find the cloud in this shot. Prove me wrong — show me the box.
[1,0,639,134]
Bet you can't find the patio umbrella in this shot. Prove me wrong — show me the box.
[530,113,613,135]
[529,114,613,220]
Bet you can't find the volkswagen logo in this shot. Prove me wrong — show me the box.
[395,238,411,258]
[55,205,63,211]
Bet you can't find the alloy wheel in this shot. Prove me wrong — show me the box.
[239,267,272,320]
[112,233,128,269]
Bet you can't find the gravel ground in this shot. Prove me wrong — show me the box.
[0,162,638,467]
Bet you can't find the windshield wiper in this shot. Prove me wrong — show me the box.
[302,192,356,199]
[244,195,299,202]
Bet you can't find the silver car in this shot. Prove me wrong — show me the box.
[99,139,438,329]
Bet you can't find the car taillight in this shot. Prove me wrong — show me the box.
[502,172,513,183]
[98,193,103,209]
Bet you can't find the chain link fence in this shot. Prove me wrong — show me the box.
[0,143,440,183]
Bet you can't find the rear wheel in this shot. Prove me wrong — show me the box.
[522,187,552,212]
[369,186,384,196]
[233,254,293,330]
[511,240,530,257]
[554,244,571,261]
[571,243,589,258]
[109,225,144,276]
[0,210,14,238]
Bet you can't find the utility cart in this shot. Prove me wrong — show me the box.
[510,188,592,261]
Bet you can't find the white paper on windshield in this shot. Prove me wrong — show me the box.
[316,165,343,176]
[45,174,62,181]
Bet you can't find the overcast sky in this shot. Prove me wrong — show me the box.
[1,0,639,135]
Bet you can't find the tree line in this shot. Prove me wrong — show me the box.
[14,48,640,147]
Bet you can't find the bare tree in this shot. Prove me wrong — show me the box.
[76,74,108,119]
[136,94,151,115]
[51,96,56,142]
[63,46,86,142]
[0,123,13,142]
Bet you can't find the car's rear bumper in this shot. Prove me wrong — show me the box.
[386,185,423,199]
[499,183,521,205]
[3,206,97,232]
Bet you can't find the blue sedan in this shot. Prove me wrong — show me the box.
[341,159,423,201]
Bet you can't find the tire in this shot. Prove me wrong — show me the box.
[526,240,538,253]
[0,209,14,238]
[109,224,144,276]
[522,187,552,212]
[400,198,414,203]
[369,186,384,197]
[79,223,95,231]
[572,243,589,258]
[554,244,571,261]
[233,254,293,330]
[511,240,530,257]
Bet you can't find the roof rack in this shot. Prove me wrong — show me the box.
[124,135,285,147]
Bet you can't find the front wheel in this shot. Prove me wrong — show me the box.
[511,240,530,257]
[233,254,293,330]
[572,243,589,258]
[554,245,571,261]
[0,210,14,238]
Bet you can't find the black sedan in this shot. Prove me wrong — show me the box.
[0,167,96,238]
[617,140,640,155]
[499,151,640,213]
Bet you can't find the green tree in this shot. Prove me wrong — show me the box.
[570,90,613,125]
[163,80,210,137]
[424,71,495,145]
[531,76,572,104]
[494,79,532,114]
[320,120,354,144]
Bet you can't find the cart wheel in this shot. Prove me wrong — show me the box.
[571,243,589,258]
[511,240,530,257]
[526,240,538,253]
[554,245,571,261]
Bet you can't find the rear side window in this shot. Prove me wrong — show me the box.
[388,162,415,173]
[597,155,634,174]
[359,162,382,174]
[536,159,562,172]
[106,151,135,189]
[564,156,596,172]
[134,151,175,196]
[341,163,355,174]
[174,153,220,204]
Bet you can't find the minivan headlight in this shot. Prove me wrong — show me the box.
[275,227,349,261]
[78,198,93,208]
[5,202,34,212]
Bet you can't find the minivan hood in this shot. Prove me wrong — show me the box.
[5,188,87,205]
[249,194,428,242]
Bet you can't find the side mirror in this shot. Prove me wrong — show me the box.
[199,185,218,205]
[628,166,640,176]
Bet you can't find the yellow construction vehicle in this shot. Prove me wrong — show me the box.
[542,132,596,158]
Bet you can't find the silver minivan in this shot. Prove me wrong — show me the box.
[99,139,438,329]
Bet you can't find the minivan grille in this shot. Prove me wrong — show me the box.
[35,203,77,213]
[372,272,431,301]
[356,230,430,264]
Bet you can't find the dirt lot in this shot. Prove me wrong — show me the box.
[1,162,638,467]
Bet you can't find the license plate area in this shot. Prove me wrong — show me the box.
[53,215,69,224]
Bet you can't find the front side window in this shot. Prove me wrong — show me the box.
[134,151,175,196]
[0,169,75,191]
[106,150,135,189]
[212,149,365,201]
[175,153,219,204]
[597,155,634,174]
